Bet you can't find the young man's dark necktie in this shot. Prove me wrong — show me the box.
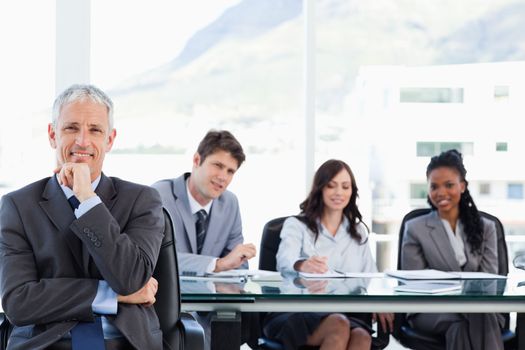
[195,209,208,254]
[67,195,105,350]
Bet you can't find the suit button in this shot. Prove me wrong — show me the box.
[94,241,102,247]
[83,228,90,234]
[87,232,94,238]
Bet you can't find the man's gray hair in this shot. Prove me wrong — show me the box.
[52,84,114,130]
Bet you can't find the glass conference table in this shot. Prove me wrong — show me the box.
[181,272,525,350]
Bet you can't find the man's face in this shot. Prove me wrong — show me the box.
[48,100,116,181]
[190,150,239,205]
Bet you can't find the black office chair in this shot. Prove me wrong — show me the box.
[257,216,390,350]
[0,313,11,350]
[393,208,516,350]
[153,208,205,350]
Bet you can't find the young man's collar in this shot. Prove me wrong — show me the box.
[185,177,212,215]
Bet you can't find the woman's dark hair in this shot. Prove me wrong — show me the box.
[426,149,483,254]
[297,159,368,242]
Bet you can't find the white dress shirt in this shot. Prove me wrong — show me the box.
[276,216,378,274]
[185,178,216,273]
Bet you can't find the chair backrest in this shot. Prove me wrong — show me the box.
[258,216,289,271]
[0,313,12,350]
[153,208,182,348]
[397,208,509,275]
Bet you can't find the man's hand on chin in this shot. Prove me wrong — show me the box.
[54,162,96,201]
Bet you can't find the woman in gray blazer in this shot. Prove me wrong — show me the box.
[401,149,504,350]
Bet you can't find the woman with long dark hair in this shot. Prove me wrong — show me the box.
[264,159,393,350]
[401,149,503,350]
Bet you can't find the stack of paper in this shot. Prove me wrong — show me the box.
[386,269,457,280]
[394,282,462,294]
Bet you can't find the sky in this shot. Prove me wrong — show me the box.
[91,0,241,88]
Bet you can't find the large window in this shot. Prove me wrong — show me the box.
[90,0,303,253]
[0,2,55,192]
[2,0,525,274]
[400,87,464,103]
[416,142,474,157]
[315,0,525,270]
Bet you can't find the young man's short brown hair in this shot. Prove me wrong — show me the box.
[197,130,246,168]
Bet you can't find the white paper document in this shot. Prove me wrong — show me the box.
[386,269,507,280]
[209,269,283,280]
[299,271,385,279]
[179,274,246,283]
[453,271,507,279]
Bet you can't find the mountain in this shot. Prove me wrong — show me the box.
[170,0,302,70]
[109,0,525,151]
[436,2,525,63]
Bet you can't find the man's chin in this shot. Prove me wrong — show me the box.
[207,190,223,200]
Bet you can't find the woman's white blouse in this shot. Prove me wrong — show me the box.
[276,216,378,274]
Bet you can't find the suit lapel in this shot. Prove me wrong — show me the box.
[39,176,84,274]
[461,231,480,271]
[173,176,198,253]
[426,211,461,271]
[96,173,117,211]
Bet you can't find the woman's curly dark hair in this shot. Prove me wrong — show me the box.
[296,159,368,243]
[426,149,483,254]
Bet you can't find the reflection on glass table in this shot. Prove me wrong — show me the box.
[181,273,514,298]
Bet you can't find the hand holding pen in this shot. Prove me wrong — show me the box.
[295,255,329,273]
[293,239,329,273]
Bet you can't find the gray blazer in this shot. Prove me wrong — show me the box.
[152,173,246,273]
[401,210,498,273]
[152,173,248,272]
[0,174,164,350]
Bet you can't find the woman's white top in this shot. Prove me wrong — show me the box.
[276,216,378,274]
[441,219,467,267]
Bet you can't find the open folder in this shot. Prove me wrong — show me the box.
[386,269,507,280]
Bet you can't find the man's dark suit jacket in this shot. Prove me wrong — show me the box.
[0,174,165,350]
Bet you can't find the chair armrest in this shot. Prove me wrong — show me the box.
[180,312,205,350]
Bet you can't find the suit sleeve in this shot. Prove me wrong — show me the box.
[401,220,428,270]
[222,200,247,269]
[177,252,218,273]
[276,217,307,273]
[0,195,98,326]
[479,219,498,274]
[70,186,164,295]
[176,197,246,273]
